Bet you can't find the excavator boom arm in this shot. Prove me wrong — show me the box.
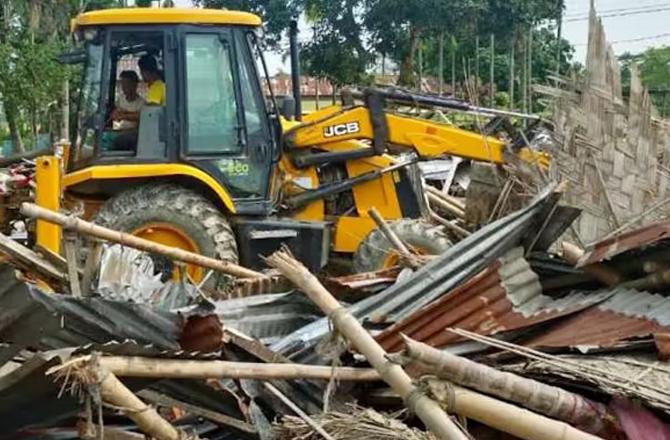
[286,105,506,164]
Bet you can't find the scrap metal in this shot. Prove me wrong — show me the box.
[271,184,560,359]
[375,247,610,352]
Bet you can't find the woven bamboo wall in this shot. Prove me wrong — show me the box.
[540,6,670,245]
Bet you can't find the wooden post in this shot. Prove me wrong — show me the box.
[265,250,468,440]
[63,231,81,297]
[451,37,456,95]
[490,34,495,106]
[81,240,103,297]
[475,35,480,92]
[417,39,423,92]
[404,337,616,437]
[509,37,515,110]
[555,0,563,80]
[438,32,444,95]
[522,32,528,115]
[528,26,533,114]
[20,203,265,279]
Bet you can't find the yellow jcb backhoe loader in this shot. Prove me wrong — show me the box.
[29,8,548,285]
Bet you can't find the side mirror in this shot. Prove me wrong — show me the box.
[279,96,296,120]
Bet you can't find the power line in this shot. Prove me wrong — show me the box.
[565,3,670,19]
[565,5,670,22]
[574,32,670,46]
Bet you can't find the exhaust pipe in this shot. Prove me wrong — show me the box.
[289,19,302,121]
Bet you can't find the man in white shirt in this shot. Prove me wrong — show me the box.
[111,70,144,130]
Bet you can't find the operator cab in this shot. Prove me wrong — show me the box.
[68,9,280,212]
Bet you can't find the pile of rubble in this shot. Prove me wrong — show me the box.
[1,180,669,440]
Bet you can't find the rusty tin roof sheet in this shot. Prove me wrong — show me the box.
[578,220,670,266]
[375,248,611,352]
[526,288,670,349]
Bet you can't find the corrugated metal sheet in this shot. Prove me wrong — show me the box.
[526,288,670,349]
[183,292,323,346]
[375,248,611,352]
[271,184,559,359]
[0,267,180,357]
[578,220,670,266]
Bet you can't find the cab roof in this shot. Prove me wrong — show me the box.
[72,8,261,30]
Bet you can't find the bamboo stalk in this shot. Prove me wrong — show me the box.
[561,241,621,286]
[428,193,466,219]
[20,203,264,279]
[428,211,471,238]
[96,356,380,381]
[403,337,616,437]
[425,185,466,211]
[426,379,603,440]
[368,207,420,269]
[265,250,468,440]
[97,368,181,440]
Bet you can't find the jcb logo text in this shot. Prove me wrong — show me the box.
[323,122,360,138]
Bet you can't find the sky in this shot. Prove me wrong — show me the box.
[174,0,670,72]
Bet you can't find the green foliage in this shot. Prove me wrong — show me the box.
[620,47,670,117]
[301,0,372,87]
[194,0,297,45]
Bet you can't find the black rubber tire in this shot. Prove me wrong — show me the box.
[93,183,238,284]
[352,219,451,273]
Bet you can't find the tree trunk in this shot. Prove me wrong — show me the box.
[398,26,420,87]
[5,103,24,153]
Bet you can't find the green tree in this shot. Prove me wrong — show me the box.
[301,0,371,90]
[194,0,297,46]
[619,47,670,117]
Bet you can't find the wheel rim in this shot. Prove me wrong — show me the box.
[131,222,203,282]
[381,246,429,269]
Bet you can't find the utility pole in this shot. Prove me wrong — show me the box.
[438,32,444,95]
[490,34,495,107]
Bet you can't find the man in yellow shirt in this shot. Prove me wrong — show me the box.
[138,54,165,106]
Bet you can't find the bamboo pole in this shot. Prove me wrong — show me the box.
[428,194,465,219]
[265,250,468,440]
[425,185,466,211]
[368,207,420,269]
[426,380,603,440]
[561,241,621,286]
[20,203,264,279]
[403,337,616,437]
[96,368,180,440]
[96,356,380,381]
